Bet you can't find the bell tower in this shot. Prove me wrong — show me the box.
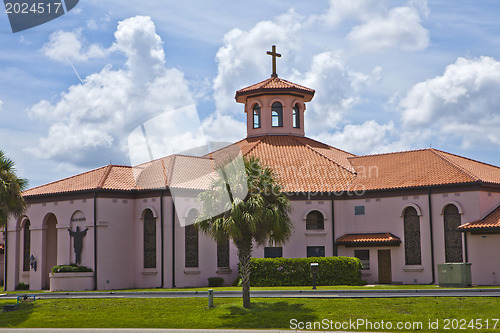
[235,45,315,138]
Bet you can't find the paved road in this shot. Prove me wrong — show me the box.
[1,288,500,300]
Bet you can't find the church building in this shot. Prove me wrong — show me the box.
[4,47,500,291]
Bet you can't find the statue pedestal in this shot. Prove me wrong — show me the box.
[49,272,94,291]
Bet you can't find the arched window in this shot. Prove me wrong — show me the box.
[143,209,156,269]
[306,210,324,230]
[271,102,283,127]
[253,104,261,129]
[185,209,199,268]
[293,103,300,128]
[403,207,421,265]
[23,219,31,272]
[444,204,463,263]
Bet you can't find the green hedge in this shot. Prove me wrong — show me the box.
[249,257,364,286]
[15,282,29,290]
[208,277,224,287]
[51,264,93,273]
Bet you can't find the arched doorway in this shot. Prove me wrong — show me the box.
[42,213,58,289]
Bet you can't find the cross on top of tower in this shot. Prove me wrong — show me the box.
[267,45,281,78]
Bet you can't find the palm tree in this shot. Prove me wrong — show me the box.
[0,150,27,227]
[196,156,292,308]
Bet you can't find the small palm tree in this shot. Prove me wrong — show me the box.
[196,156,292,308]
[0,150,28,227]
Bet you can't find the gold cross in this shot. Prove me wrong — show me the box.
[267,45,281,78]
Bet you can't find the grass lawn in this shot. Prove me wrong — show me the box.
[0,297,499,332]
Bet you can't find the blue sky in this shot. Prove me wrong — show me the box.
[1,0,500,188]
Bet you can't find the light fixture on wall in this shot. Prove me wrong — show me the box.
[29,255,37,271]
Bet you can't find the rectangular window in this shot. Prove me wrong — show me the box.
[354,249,370,270]
[306,246,325,257]
[264,247,283,258]
[217,237,230,268]
[354,205,365,215]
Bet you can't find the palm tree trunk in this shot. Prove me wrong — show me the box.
[237,239,253,309]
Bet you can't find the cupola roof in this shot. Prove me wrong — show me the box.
[235,76,315,103]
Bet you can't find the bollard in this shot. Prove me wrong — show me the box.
[208,289,214,308]
[312,273,317,290]
[310,262,319,290]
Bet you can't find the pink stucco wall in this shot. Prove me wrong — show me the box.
[5,198,95,291]
[4,188,500,290]
[466,234,500,285]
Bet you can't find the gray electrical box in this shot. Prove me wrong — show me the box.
[438,263,472,287]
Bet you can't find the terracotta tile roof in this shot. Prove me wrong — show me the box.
[22,154,224,197]
[133,157,168,190]
[348,148,500,192]
[208,135,356,193]
[168,155,217,191]
[432,149,500,185]
[336,233,402,247]
[23,165,122,197]
[235,77,315,103]
[21,138,500,197]
[293,136,356,173]
[459,205,500,232]
[100,166,139,191]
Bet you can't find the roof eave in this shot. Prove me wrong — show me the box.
[235,89,315,103]
[459,226,500,233]
[336,240,402,247]
[23,187,174,201]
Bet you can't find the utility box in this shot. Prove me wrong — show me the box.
[438,263,472,287]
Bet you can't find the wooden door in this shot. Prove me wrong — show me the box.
[378,250,392,284]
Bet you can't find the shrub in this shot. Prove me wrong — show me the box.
[15,282,29,290]
[249,256,364,287]
[232,276,242,287]
[51,264,93,273]
[208,277,224,287]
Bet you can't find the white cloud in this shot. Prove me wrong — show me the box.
[29,16,196,166]
[202,113,246,144]
[70,7,82,15]
[42,29,107,63]
[0,100,3,112]
[31,2,431,169]
[315,120,396,155]
[129,105,206,165]
[87,19,98,30]
[19,36,32,45]
[319,0,385,27]
[203,10,305,142]
[317,0,429,53]
[347,5,429,53]
[213,10,303,116]
[87,13,112,31]
[295,52,380,133]
[400,56,500,149]
[110,15,166,84]
[209,7,386,144]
